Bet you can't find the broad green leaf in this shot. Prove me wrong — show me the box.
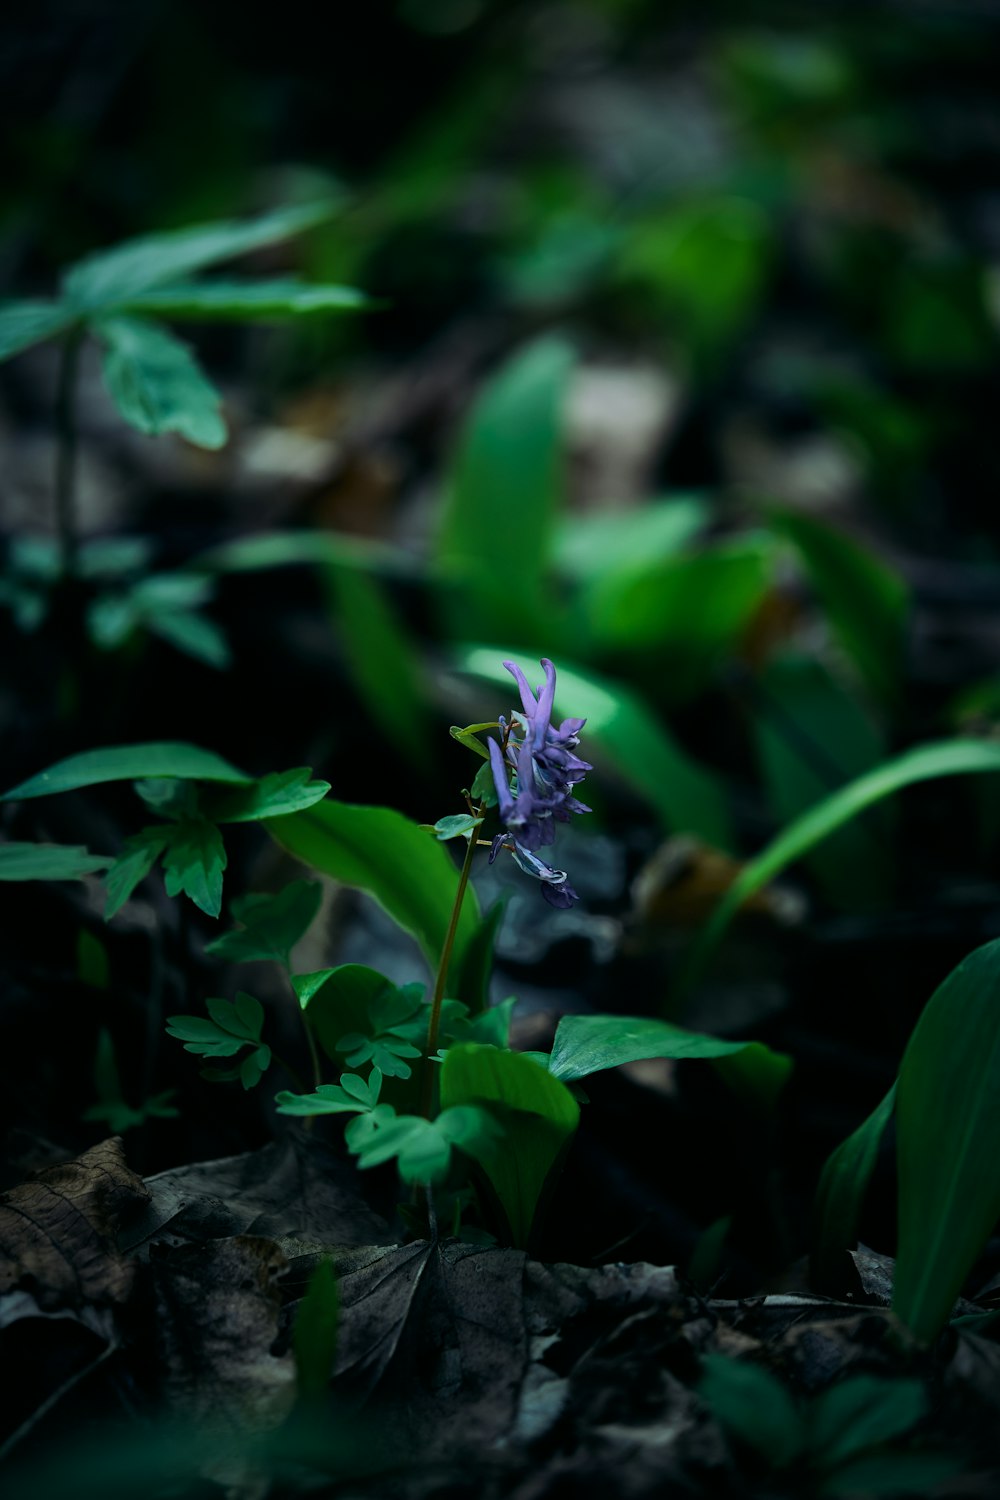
[437,339,574,642]
[1,742,250,800]
[114,278,371,320]
[454,897,509,1015]
[63,200,338,311]
[298,965,392,1064]
[202,769,331,823]
[548,1013,791,1113]
[430,814,483,841]
[893,937,1000,1343]
[440,1043,580,1247]
[293,1259,339,1402]
[160,817,226,917]
[752,654,891,909]
[275,1082,374,1117]
[324,564,432,769]
[0,842,110,881]
[0,299,78,362]
[469,759,498,806]
[806,1376,925,1469]
[104,829,167,918]
[292,969,339,1008]
[553,497,707,584]
[268,799,481,970]
[698,1354,805,1469]
[811,1084,896,1294]
[769,506,909,706]
[456,647,734,850]
[206,881,323,966]
[98,316,226,449]
[351,1103,502,1185]
[682,739,1000,994]
[205,992,264,1040]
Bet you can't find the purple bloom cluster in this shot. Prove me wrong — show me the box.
[487,658,591,908]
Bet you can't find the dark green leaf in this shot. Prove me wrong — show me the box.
[0,841,110,881]
[104,829,167,918]
[430,813,483,841]
[454,897,509,1015]
[206,881,323,966]
[440,1044,580,1247]
[893,937,1000,1343]
[115,278,371,320]
[769,506,909,706]
[438,338,574,641]
[63,200,339,311]
[298,965,392,1064]
[0,299,78,362]
[698,1354,805,1468]
[275,1073,378,1116]
[202,768,331,822]
[350,1103,502,1185]
[456,648,734,850]
[682,739,1000,995]
[160,817,226,917]
[239,1045,272,1090]
[815,1451,960,1497]
[144,608,231,668]
[811,1085,896,1294]
[469,759,498,806]
[268,799,481,970]
[806,1376,925,1468]
[293,1259,339,1402]
[1,741,250,800]
[98,316,226,449]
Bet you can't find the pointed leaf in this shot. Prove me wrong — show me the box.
[293,1258,339,1402]
[698,1354,806,1468]
[99,316,226,449]
[205,880,323,965]
[893,937,1000,1343]
[454,897,509,1015]
[0,842,110,881]
[299,965,392,1064]
[811,1084,896,1294]
[806,1376,925,1468]
[203,768,330,822]
[267,799,481,970]
[0,299,77,362]
[104,829,169,918]
[115,278,371,320]
[1,742,250,800]
[161,817,226,917]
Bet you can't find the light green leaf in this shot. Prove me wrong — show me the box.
[440,1043,580,1247]
[191,529,417,579]
[293,1259,339,1403]
[811,1084,896,1294]
[437,338,574,641]
[553,497,708,584]
[1,742,250,801]
[292,969,339,1008]
[205,881,323,966]
[0,300,78,363]
[893,937,1000,1343]
[806,1376,925,1469]
[430,814,483,841]
[682,739,1000,994]
[698,1354,805,1469]
[144,608,231,669]
[160,817,226,917]
[0,842,110,881]
[769,506,909,706]
[202,768,331,822]
[98,316,226,449]
[276,1075,380,1116]
[104,829,168,918]
[63,200,339,311]
[268,799,481,970]
[548,1013,791,1113]
[113,278,371,320]
[456,647,734,850]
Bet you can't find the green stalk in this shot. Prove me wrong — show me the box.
[54,326,85,578]
[421,802,484,1117]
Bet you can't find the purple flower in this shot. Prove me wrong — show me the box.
[487,658,590,906]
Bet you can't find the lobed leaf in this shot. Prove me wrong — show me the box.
[98,316,227,449]
[160,817,227,917]
[205,881,323,966]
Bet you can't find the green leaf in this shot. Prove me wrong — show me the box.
[769,506,909,706]
[298,965,393,1064]
[548,1013,791,1113]
[160,817,226,917]
[98,316,226,449]
[453,897,509,1016]
[552,497,708,584]
[239,1045,272,1090]
[430,813,483,841]
[63,200,339,311]
[0,300,78,363]
[698,1354,806,1469]
[437,338,574,641]
[893,937,1000,1343]
[0,842,110,881]
[1,742,250,800]
[293,1259,339,1403]
[682,738,1000,995]
[267,799,481,970]
[811,1084,896,1294]
[192,528,416,580]
[292,969,339,1008]
[104,829,167,918]
[440,1043,580,1247]
[83,1028,179,1133]
[806,1376,926,1469]
[205,881,323,966]
[752,654,892,909]
[144,608,231,669]
[816,1451,960,1497]
[455,647,734,851]
[201,768,331,822]
[114,278,371,320]
[350,1103,502,1185]
[469,759,498,806]
[275,1073,379,1116]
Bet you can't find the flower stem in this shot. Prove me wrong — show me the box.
[54,327,84,579]
[421,802,484,1117]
